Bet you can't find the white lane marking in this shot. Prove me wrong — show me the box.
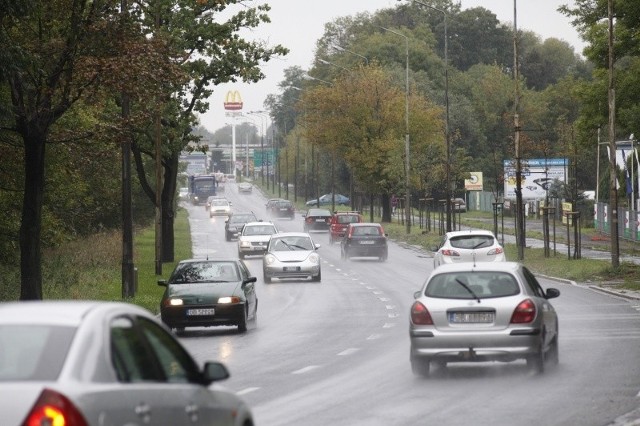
[338,348,360,356]
[383,323,396,328]
[373,291,383,295]
[637,389,640,398]
[292,365,321,374]
[366,286,376,290]
[379,297,391,302]
[236,387,260,396]
[367,334,382,340]
[386,305,396,310]
[388,313,400,318]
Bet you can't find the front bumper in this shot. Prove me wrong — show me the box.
[263,263,320,280]
[161,303,245,329]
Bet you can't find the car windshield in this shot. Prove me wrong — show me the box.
[309,209,330,216]
[271,237,313,251]
[244,225,276,236]
[449,235,494,249]
[0,325,76,381]
[170,262,240,283]
[212,200,228,206]
[425,271,520,300]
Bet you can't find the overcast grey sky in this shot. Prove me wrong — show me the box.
[198,0,584,135]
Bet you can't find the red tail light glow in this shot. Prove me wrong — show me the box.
[24,388,88,426]
[440,249,460,257]
[411,301,434,325]
[488,247,504,255]
[510,299,536,323]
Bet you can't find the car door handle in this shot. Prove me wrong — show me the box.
[135,403,151,422]
[186,404,199,422]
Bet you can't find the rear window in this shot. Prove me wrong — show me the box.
[352,226,381,236]
[0,325,75,381]
[338,215,359,224]
[425,272,520,299]
[449,235,494,249]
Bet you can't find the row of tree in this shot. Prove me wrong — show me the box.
[0,0,287,300]
[260,0,640,223]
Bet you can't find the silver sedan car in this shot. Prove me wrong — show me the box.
[0,300,253,426]
[262,232,321,282]
[410,262,560,377]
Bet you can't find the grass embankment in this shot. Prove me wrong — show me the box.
[0,208,192,313]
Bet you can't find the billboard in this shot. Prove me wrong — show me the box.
[503,158,567,200]
[223,90,243,111]
[464,172,483,191]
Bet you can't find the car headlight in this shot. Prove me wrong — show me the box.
[167,298,183,306]
[264,254,276,265]
[309,253,320,264]
[218,296,241,304]
[240,241,251,248]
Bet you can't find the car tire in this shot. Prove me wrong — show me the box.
[237,307,248,333]
[263,271,271,283]
[380,251,388,262]
[225,232,231,242]
[174,327,185,336]
[548,335,559,366]
[238,252,245,259]
[527,342,545,374]
[312,269,321,282]
[411,356,430,377]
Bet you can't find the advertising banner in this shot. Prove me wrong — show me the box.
[464,172,483,191]
[503,158,567,200]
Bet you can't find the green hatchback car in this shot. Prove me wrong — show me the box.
[158,259,258,334]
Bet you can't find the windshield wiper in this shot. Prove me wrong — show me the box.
[455,278,481,303]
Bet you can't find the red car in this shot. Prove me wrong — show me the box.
[329,211,363,244]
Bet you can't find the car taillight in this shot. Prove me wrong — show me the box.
[440,249,460,257]
[23,388,88,426]
[379,225,385,235]
[305,217,313,223]
[487,247,504,255]
[411,301,433,325]
[510,299,536,323]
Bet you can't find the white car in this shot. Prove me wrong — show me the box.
[209,198,232,217]
[0,300,253,426]
[238,221,278,258]
[433,229,505,268]
[262,232,321,283]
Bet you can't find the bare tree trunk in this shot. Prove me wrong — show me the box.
[20,131,46,300]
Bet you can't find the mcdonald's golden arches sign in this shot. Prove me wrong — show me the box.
[224,90,243,111]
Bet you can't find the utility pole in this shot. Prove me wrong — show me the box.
[608,0,620,266]
[120,0,135,298]
[154,1,162,275]
[513,0,525,260]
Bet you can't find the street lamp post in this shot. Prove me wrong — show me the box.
[331,44,369,65]
[407,0,450,232]
[381,26,411,234]
[248,111,269,186]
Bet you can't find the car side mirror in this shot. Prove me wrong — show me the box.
[157,279,167,287]
[242,277,257,287]
[545,288,560,299]
[202,361,230,385]
[315,243,321,250]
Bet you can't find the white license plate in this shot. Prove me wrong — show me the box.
[283,266,301,272]
[449,312,494,323]
[360,240,375,244]
[187,308,215,316]
[315,219,325,222]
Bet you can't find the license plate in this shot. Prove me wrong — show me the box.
[283,266,301,272]
[315,218,325,222]
[187,308,215,316]
[360,240,375,245]
[449,312,494,323]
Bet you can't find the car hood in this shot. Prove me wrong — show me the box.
[270,251,314,262]
[166,282,243,302]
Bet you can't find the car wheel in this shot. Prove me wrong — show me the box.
[380,250,388,262]
[239,252,245,259]
[329,235,334,245]
[263,270,271,283]
[225,232,231,242]
[411,356,430,377]
[237,307,248,333]
[527,342,545,374]
[548,335,559,366]
[174,327,185,336]
[312,269,321,282]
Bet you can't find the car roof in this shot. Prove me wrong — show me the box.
[349,222,382,227]
[308,208,331,214]
[272,232,313,238]
[445,229,496,238]
[0,300,152,326]
[230,212,256,217]
[244,221,275,227]
[432,261,521,275]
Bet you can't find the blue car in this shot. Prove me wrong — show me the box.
[305,193,350,207]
